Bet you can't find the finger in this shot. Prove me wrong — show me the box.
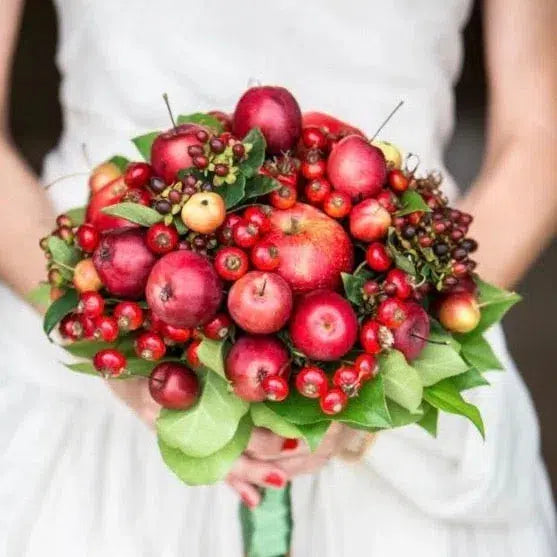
[226,477,261,509]
[228,455,288,489]
[245,428,287,459]
[272,454,328,477]
[105,378,160,429]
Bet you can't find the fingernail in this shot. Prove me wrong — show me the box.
[240,491,258,509]
[282,438,299,451]
[264,472,286,488]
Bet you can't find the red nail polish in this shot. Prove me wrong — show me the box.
[282,438,299,451]
[264,472,285,488]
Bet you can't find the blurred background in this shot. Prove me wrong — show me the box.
[8,1,556,492]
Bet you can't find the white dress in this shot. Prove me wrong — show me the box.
[1,0,555,555]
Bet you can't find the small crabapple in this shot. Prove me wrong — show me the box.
[135,331,166,361]
[320,388,348,415]
[148,362,199,410]
[354,353,378,383]
[113,301,144,331]
[214,247,249,281]
[93,315,119,342]
[332,366,360,397]
[269,184,297,210]
[250,241,280,271]
[384,269,413,300]
[304,177,331,205]
[366,242,392,272]
[376,298,408,329]
[93,349,127,377]
[262,375,289,402]
[59,313,83,340]
[77,291,105,318]
[233,220,260,249]
[360,319,393,354]
[185,339,202,368]
[161,323,192,343]
[146,223,179,254]
[124,162,152,188]
[202,313,233,340]
[323,191,352,219]
[295,366,328,399]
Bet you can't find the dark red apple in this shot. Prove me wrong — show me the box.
[302,112,364,137]
[227,271,293,334]
[438,293,481,333]
[150,124,204,184]
[232,86,302,154]
[145,250,222,328]
[93,228,157,299]
[393,303,430,360]
[225,335,290,402]
[289,290,358,361]
[149,362,199,410]
[86,177,136,232]
[349,198,392,242]
[264,203,353,293]
[327,135,387,200]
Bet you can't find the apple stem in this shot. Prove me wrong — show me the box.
[44,171,91,190]
[370,100,404,142]
[353,260,368,276]
[410,333,449,345]
[259,279,267,296]
[162,93,178,130]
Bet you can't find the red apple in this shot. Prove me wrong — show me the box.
[150,124,205,184]
[264,203,353,293]
[393,303,430,360]
[327,135,387,200]
[233,86,302,154]
[349,198,392,242]
[225,335,291,402]
[93,228,156,299]
[148,362,199,410]
[289,290,358,361]
[227,271,293,334]
[146,250,223,328]
[86,177,136,232]
[302,112,364,137]
[438,293,481,333]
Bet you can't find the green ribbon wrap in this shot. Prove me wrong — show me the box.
[240,485,292,557]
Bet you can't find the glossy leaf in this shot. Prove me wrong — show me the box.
[379,350,423,413]
[458,333,504,372]
[132,131,160,161]
[243,175,280,200]
[417,402,438,437]
[197,337,227,378]
[47,236,79,267]
[239,128,266,178]
[43,289,79,335]
[296,421,331,452]
[217,174,246,209]
[108,155,130,173]
[101,202,163,226]
[450,368,490,391]
[177,112,224,133]
[251,403,303,439]
[396,190,431,216]
[386,399,424,428]
[65,206,86,226]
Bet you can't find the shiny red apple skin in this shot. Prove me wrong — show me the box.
[302,112,364,137]
[233,86,302,154]
[86,177,136,232]
[289,290,358,361]
[349,198,392,242]
[227,271,293,334]
[146,251,223,328]
[149,362,199,410]
[327,135,387,200]
[264,203,353,294]
[150,124,204,184]
[438,293,481,334]
[393,303,430,360]
[225,335,291,402]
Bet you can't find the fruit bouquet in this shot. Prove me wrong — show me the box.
[31,86,520,557]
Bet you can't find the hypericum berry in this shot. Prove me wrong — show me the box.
[451,246,468,261]
[320,388,348,415]
[384,269,413,300]
[124,162,152,188]
[149,176,167,194]
[148,362,200,410]
[93,349,126,377]
[146,223,179,254]
[77,291,105,318]
[304,177,332,205]
[269,184,297,210]
[332,366,360,397]
[452,261,469,278]
[185,339,202,368]
[323,191,352,219]
[233,220,260,249]
[214,163,229,177]
[262,375,289,402]
[295,366,328,399]
[360,319,394,354]
[366,242,392,272]
[301,157,326,180]
[57,226,74,245]
[39,236,49,251]
[376,298,408,329]
[387,169,409,192]
[232,143,245,159]
[73,259,103,292]
[433,242,449,257]
[193,155,209,169]
[154,199,172,214]
[354,353,378,383]
[250,241,280,271]
[123,187,152,206]
[56,214,72,228]
[302,126,328,150]
[135,331,166,361]
[376,189,398,213]
[188,144,204,158]
[93,315,119,342]
[203,313,233,340]
[459,213,473,226]
[59,313,83,340]
[419,236,433,248]
[401,225,416,239]
[160,323,191,344]
[196,129,209,143]
[461,238,478,253]
[244,206,271,234]
[214,246,250,281]
[113,301,144,331]
[209,137,225,154]
[48,268,64,287]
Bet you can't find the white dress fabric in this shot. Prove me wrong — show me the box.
[1,0,555,555]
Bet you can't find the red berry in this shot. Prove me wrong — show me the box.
[354,353,378,383]
[262,375,289,402]
[366,242,392,272]
[124,162,152,188]
[250,241,280,271]
[332,366,360,396]
[323,191,352,219]
[214,246,249,281]
[76,224,100,253]
[77,291,105,318]
[59,313,83,340]
[388,169,409,192]
[93,315,119,342]
[360,319,394,354]
[384,269,413,300]
[135,331,166,361]
[80,315,97,338]
[244,206,271,234]
[114,301,144,331]
[377,298,408,329]
[302,126,328,150]
[148,362,200,410]
[161,323,191,343]
[301,158,326,180]
[203,313,233,340]
[123,187,152,206]
[376,189,398,213]
[217,213,243,245]
[146,223,179,254]
[363,280,380,297]
[295,366,328,399]
[407,212,423,226]
[233,220,260,249]
[269,184,297,210]
[93,349,126,377]
[185,339,202,368]
[193,155,209,169]
[320,388,348,415]
[304,177,332,205]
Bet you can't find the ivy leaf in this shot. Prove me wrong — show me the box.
[296,421,331,452]
[132,131,160,161]
[341,272,366,306]
[239,128,266,178]
[197,338,227,378]
[158,414,252,486]
[65,206,86,226]
[396,190,431,216]
[458,333,503,372]
[417,402,438,437]
[43,289,79,335]
[47,236,80,268]
[423,379,485,438]
[156,371,249,458]
[101,202,163,226]
[379,350,423,413]
[217,174,246,209]
[450,368,490,391]
[27,283,51,308]
[243,175,280,200]
[108,155,130,173]
[177,112,224,133]
[251,403,303,439]
[386,399,424,428]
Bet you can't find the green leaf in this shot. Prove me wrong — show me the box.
[176,112,224,133]
[296,421,331,452]
[470,278,521,334]
[458,333,503,372]
[267,389,325,425]
[386,230,416,275]
[158,414,252,486]
[64,361,97,375]
[341,272,366,306]
[386,399,424,428]
[157,371,249,457]
[239,128,266,178]
[108,155,130,173]
[125,357,155,377]
[43,289,79,335]
[62,336,136,358]
[47,236,79,267]
[417,402,438,437]
[396,190,431,216]
[450,368,490,391]
[197,338,227,377]
[412,331,469,386]
[173,216,188,235]
[379,350,423,413]
[251,403,303,439]
[424,379,485,438]
[65,206,86,226]
[217,174,246,209]
[243,175,280,200]
[101,202,163,226]
[132,131,160,161]
[27,283,51,308]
